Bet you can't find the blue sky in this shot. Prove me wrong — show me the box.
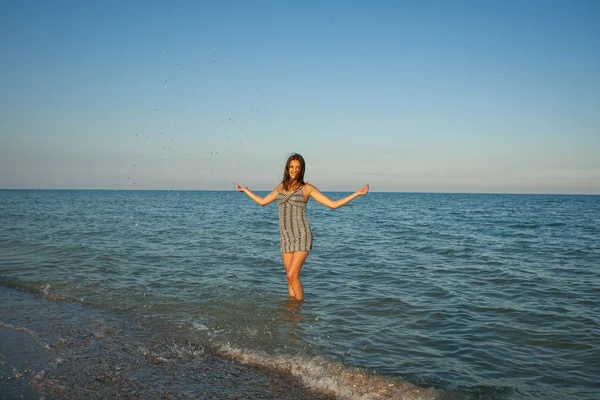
[1,0,599,193]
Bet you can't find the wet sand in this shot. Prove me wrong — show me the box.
[0,326,42,399]
[0,285,333,399]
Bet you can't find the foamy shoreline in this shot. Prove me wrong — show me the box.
[0,285,333,399]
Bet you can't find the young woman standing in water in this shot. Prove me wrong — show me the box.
[236,153,369,301]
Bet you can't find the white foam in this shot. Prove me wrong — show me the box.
[39,283,65,301]
[0,321,43,346]
[219,344,440,400]
[191,322,209,331]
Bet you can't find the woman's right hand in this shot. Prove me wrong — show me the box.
[236,184,247,192]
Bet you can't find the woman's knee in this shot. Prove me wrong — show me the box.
[286,270,299,285]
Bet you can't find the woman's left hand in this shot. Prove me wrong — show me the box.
[357,184,369,195]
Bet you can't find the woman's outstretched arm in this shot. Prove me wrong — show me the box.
[236,183,282,207]
[305,184,369,209]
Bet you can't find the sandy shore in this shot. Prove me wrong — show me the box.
[0,325,43,399]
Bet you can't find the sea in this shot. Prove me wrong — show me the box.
[0,189,598,399]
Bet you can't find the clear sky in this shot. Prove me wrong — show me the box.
[1,0,599,193]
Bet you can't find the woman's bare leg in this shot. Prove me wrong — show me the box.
[286,251,309,301]
[282,252,294,296]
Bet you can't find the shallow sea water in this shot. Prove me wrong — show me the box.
[1,190,599,399]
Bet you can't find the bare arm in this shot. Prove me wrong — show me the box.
[236,183,282,207]
[305,184,369,209]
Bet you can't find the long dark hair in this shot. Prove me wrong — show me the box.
[282,153,306,191]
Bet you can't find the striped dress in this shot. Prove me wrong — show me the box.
[277,186,313,253]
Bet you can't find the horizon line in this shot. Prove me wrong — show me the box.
[0,188,598,196]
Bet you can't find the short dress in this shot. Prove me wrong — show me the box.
[277,186,313,253]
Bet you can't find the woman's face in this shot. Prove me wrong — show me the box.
[289,160,301,180]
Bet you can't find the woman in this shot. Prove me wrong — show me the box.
[236,153,369,301]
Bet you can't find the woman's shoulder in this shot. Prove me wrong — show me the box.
[302,183,319,194]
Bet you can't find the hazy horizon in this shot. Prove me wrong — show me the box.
[1,188,599,197]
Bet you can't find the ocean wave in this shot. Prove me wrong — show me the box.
[0,279,71,303]
[219,344,441,400]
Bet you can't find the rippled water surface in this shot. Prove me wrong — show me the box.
[1,190,599,399]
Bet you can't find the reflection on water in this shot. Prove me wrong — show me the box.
[280,298,304,344]
[282,298,304,322]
